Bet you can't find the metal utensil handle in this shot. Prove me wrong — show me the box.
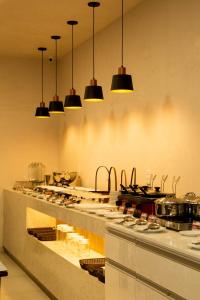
[175,176,181,194]
[162,174,168,192]
[121,169,127,187]
[109,167,118,192]
[130,167,136,186]
[172,176,175,193]
[161,176,164,192]
[95,165,110,192]
[151,174,157,188]
[150,174,153,188]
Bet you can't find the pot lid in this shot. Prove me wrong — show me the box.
[155,196,188,204]
[183,192,196,201]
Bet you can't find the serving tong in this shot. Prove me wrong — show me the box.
[161,175,168,192]
[172,176,181,194]
[150,174,157,189]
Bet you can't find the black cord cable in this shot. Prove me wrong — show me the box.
[55,39,58,95]
[42,50,44,103]
[122,0,124,67]
[93,6,95,79]
[72,25,74,89]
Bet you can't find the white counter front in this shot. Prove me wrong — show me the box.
[106,223,200,300]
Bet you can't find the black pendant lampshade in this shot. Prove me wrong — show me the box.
[49,96,64,113]
[64,21,82,110]
[35,105,50,118]
[65,90,82,109]
[111,67,133,93]
[84,2,104,102]
[35,47,50,119]
[111,0,134,93]
[49,35,64,114]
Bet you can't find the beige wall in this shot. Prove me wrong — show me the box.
[0,57,60,247]
[58,0,200,194]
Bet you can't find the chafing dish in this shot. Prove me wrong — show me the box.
[190,196,200,221]
[155,195,193,221]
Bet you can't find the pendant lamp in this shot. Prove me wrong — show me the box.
[111,0,134,93]
[64,21,82,110]
[49,36,64,114]
[84,2,104,102]
[35,47,50,119]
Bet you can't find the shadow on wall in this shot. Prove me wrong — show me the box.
[62,94,176,145]
[141,101,157,133]
[140,94,175,133]
[162,95,174,114]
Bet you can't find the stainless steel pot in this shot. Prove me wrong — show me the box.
[191,198,200,220]
[183,192,200,221]
[155,196,193,219]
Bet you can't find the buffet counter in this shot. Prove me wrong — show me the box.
[3,189,200,300]
[3,189,106,300]
[106,223,200,300]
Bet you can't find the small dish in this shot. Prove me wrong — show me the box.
[135,226,166,233]
[123,221,136,228]
[73,203,115,210]
[103,212,124,219]
[86,210,97,214]
[188,243,200,250]
[179,230,200,237]
[96,210,113,216]
[114,218,125,224]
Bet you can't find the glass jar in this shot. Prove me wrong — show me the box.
[67,233,79,252]
[79,238,89,257]
[28,162,45,183]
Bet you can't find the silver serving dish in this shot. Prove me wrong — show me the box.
[155,195,193,219]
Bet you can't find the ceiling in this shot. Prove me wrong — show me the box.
[0,0,143,58]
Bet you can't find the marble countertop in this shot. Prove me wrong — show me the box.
[4,189,107,237]
[39,185,110,199]
[107,222,200,265]
[6,189,200,265]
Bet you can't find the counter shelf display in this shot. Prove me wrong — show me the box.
[26,208,105,263]
[3,189,105,300]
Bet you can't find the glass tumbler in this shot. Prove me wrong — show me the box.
[79,238,89,257]
[67,233,78,252]
[56,224,62,241]
[62,225,74,248]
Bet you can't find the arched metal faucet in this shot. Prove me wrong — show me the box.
[120,169,127,187]
[130,167,137,186]
[108,167,117,192]
[95,165,110,192]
